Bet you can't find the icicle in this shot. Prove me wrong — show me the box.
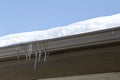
[36,42,41,62]
[44,51,47,62]
[34,52,38,70]
[38,50,42,62]
[28,42,32,60]
[24,45,28,60]
[25,52,28,60]
[16,44,20,60]
[28,52,31,60]
[43,40,48,62]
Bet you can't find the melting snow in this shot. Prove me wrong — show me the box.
[0,13,120,47]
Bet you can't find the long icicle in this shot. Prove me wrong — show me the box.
[44,40,47,62]
[28,42,32,60]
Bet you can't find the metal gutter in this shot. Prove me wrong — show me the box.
[0,27,120,59]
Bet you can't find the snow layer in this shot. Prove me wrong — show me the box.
[0,13,120,47]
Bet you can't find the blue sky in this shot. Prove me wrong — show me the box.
[0,0,120,37]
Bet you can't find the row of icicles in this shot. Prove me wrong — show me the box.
[16,41,49,70]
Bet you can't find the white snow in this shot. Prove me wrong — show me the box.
[0,13,120,47]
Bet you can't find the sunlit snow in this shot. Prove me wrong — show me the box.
[0,13,120,47]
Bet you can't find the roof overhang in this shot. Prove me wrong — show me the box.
[0,27,120,80]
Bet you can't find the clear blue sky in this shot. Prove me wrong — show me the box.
[0,0,120,37]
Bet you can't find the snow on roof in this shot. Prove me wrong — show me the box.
[0,13,120,47]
